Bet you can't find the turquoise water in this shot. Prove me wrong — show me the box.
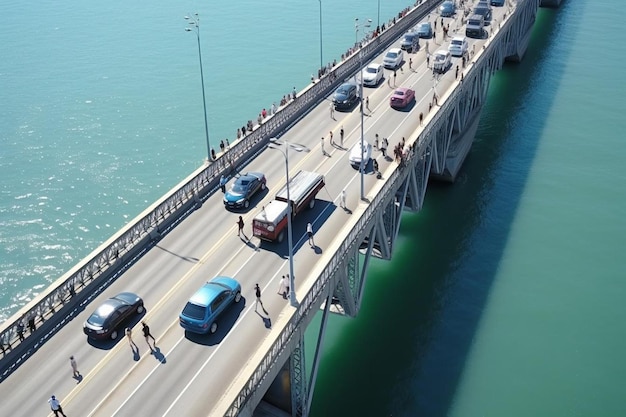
[2,0,626,415]
[309,1,626,416]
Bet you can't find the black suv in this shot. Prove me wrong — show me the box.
[333,83,359,110]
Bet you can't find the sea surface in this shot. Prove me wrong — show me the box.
[1,0,625,416]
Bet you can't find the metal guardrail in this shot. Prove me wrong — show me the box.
[0,0,441,378]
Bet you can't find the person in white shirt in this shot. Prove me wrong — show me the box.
[48,395,67,417]
[307,222,315,247]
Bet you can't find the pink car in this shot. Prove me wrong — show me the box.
[390,87,415,109]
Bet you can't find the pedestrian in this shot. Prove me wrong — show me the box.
[441,18,444,28]
[409,57,412,70]
[142,321,156,352]
[455,65,459,79]
[426,53,430,68]
[340,188,347,209]
[330,101,335,119]
[381,137,388,157]
[261,108,267,118]
[126,327,137,351]
[373,159,380,177]
[226,138,230,149]
[419,112,424,126]
[393,69,397,86]
[237,216,245,238]
[320,136,325,156]
[277,275,289,299]
[307,222,315,247]
[219,140,225,154]
[374,134,379,149]
[219,175,227,193]
[329,131,334,146]
[271,102,276,115]
[48,395,67,417]
[365,96,370,111]
[340,126,344,146]
[69,355,79,378]
[255,283,264,311]
[292,87,297,100]
[16,320,24,341]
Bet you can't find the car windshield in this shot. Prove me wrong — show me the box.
[232,179,250,193]
[182,302,207,320]
[87,303,115,326]
[338,85,351,94]
[435,54,445,61]
[386,52,398,59]
[395,90,405,96]
[452,40,462,46]
[404,34,415,41]
[366,67,378,74]
[419,23,429,31]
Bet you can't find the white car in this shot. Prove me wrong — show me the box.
[383,48,404,69]
[448,35,469,57]
[432,49,451,73]
[361,63,384,87]
[349,139,373,169]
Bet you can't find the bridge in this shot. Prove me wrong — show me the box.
[0,0,562,415]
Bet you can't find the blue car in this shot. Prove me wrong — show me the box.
[179,276,242,334]
[416,21,433,38]
[223,172,266,210]
[439,1,456,17]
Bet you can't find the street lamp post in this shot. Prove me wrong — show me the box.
[268,138,310,307]
[185,13,212,164]
[318,0,323,73]
[355,18,371,200]
[377,0,381,29]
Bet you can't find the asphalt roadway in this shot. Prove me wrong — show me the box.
[1,3,507,415]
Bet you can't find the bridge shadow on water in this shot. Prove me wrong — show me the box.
[183,298,246,346]
[310,7,575,417]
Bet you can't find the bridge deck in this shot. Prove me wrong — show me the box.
[0,1,519,416]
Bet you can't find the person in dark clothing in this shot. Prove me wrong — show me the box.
[142,321,156,352]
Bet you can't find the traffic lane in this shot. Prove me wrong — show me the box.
[89,257,296,416]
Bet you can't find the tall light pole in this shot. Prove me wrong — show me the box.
[268,138,310,307]
[377,0,381,29]
[355,18,371,200]
[318,0,323,72]
[185,13,212,164]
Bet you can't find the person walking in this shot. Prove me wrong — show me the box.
[409,57,413,70]
[340,188,347,209]
[320,136,326,156]
[254,283,264,311]
[374,134,379,150]
[381,137,388,158]
[329,131,334,146]
[277,275,290,299]
[307,222,315,247]
[237,216,245,238]
[142,321,156,352]
[48,395,67,417]
[329,101,335,120]
[126,327,137,351]
[219,175,227,193]
[393,69,397,86]
[365,96,370,111]
[373,158,380,177]
[426,53,430,68]
[70,356,79,378]
[340,126,344,147]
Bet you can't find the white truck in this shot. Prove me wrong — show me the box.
[252,170,325,243]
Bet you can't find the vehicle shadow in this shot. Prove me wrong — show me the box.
[86,310,146,350]
[391,99,417,113]
[183,298,246,346]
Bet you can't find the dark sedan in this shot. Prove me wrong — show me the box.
[83,292,144,340]
[223,172,266,209]
[333,82,359,110]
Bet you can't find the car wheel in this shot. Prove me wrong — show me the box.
[110,330,118,340]
[136,304,144,314]
[235,291,242,303]
[244,200,250,209]
[210,322,218,334]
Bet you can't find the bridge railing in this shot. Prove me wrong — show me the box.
[0,0,440,378]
